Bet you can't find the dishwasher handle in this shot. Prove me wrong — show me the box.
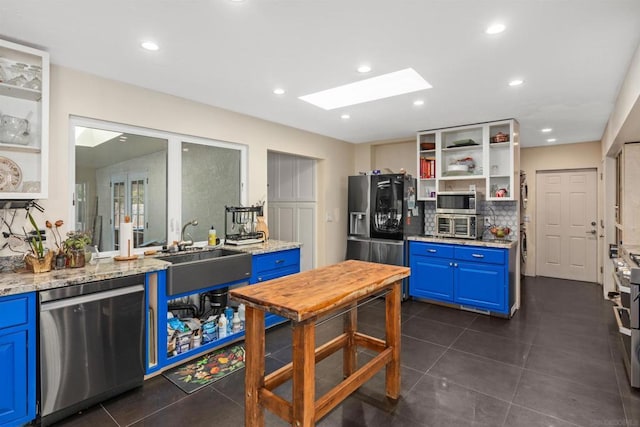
[40,285,144,312]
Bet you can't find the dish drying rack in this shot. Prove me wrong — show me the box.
[224,205,265,245]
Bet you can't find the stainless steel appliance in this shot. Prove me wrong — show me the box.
[38,274,146,425]
[346,174,421,268]
[612,247,640,388]
[436,191,482,214]
[434,214,481,239]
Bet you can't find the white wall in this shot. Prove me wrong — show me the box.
[5,65,355,268]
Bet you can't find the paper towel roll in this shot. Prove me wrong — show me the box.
[119,222,133,257]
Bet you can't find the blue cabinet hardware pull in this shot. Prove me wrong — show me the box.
[472,254,484,258]
[275,259,285,264]
[427,249,437,253]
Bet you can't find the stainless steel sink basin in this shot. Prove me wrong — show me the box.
[158,248,252,296]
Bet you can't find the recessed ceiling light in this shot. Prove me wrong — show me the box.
[141,41,159,51]
[413,100,425,106]
[541,128,552,133]
[357,65,372,73]
[299,68,432,110]
[273,88,285,95]
[509,79,524,86]
[486,23,506,34]
[547,138,557,143]
[341,114,351,120]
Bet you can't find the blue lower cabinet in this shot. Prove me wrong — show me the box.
[251,248,300,326]
[409,255,454,302]
[148,248,301,374]
[454,261,506,312]
[0,293,35,427]
[409,241,510,314]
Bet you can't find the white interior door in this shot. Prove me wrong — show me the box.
[267,152,316,271]
[536,169,597,282]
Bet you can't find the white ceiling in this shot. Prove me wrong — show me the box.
[2,0,640,147]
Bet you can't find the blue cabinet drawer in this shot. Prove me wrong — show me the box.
[253,249,299,273]
[454,246,506,265]
[410,242,454,259]
[255,265,299,284]
[0,294,29,330]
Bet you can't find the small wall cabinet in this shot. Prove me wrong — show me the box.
[0,38,49,199]
[0,292,35,427]
[408,241,515,316]
[416,119,519,202]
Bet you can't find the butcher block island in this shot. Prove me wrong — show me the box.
[230,260,410,427]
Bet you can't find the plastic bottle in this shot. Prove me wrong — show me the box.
[238,304,246,330]
[218,313,228,338]
[208,226,217,246]
[224,306,233,334]
[232,312,242,333]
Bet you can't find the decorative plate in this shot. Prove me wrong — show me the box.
[0,156,22,191]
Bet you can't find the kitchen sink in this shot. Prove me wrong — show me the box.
[158,248,252,296]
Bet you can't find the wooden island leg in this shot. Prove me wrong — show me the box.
[385,281,401,400]
[343,302,357,378]
[245,306,266,427]
[292,321,315,427]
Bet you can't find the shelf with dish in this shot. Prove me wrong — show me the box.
[0,82,41,101]
[0,38,49,199]
[416,120,518,202]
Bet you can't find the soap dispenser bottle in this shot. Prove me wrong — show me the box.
[208,226,217,246]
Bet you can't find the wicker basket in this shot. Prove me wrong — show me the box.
[24,251,54,273]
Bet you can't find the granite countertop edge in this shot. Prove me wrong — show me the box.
[407,235,517,249]
[0,240,302,297]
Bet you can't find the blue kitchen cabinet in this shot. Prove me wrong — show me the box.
[453,245,508,312]
[0,292,35,427]
[250,248,300,327]
[146,247,301,374]
[409,241,513,315]
[409,242,455,302]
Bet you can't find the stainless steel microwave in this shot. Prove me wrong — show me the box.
[435,214,482,239]
[436,191,482,214]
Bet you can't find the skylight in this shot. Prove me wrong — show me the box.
[299,68,432,110]
[75,127,123,147]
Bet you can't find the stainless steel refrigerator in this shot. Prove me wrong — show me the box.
[346,174,422,272]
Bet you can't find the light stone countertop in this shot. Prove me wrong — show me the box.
[0,239,302,297]
[221,239,302,255]
[0,257,169,297]
[407,235,517,249]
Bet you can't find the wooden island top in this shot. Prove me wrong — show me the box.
[229,259,410,322]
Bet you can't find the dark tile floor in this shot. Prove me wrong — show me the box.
[52,276,640,427]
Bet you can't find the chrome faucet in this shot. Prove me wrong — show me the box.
[179,219,198,249]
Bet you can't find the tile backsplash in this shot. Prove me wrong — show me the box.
[423,200,519,241]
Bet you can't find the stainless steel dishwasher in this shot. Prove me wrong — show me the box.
[38,274,146,426]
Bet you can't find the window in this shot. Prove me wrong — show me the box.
[71,116,247,253]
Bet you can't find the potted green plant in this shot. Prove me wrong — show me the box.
[63,230,92,268]
[24,212,53,273]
